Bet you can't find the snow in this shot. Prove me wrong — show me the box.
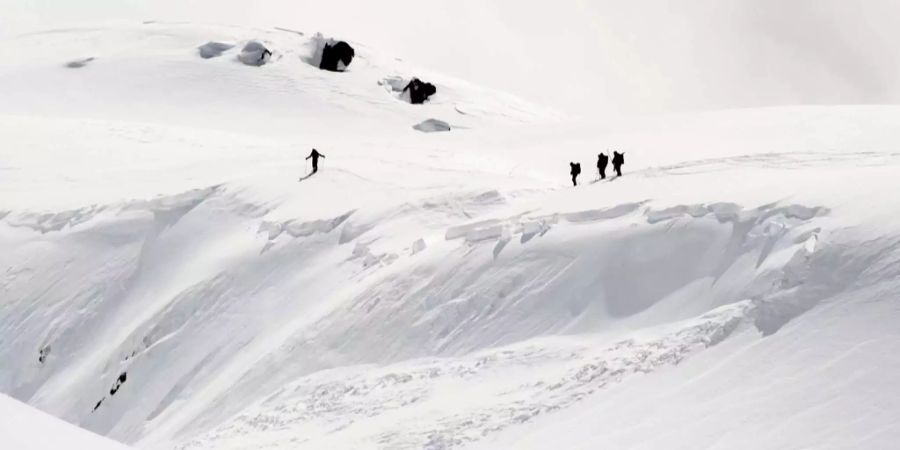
[1,19,900,450]
[0,393,131,449]
[412,118,451,132]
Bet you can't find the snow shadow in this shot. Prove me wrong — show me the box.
[65,57,95,68]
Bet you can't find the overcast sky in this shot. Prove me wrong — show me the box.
[2,0,898,116]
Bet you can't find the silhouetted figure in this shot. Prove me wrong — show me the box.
[570,162,581,186]
[306,148,325,173]
[402,78,437,104]
[320,41,355,72]
[597,153,609,180]
[612,151,625,177]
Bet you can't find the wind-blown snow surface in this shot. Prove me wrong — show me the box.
[2,22,900,450]
[0,393,131,449]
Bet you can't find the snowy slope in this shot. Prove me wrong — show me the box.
[0,22,555,138]
[0,393,132,449]
[2,22,900,450]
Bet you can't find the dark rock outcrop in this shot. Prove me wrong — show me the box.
[319,41,355,72]
[403,78,437,104]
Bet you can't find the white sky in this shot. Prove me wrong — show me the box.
[2,0,899,116]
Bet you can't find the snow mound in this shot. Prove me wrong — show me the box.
[237,41,271,66]
[410,238,427,255]
[413,118,451,132]
[379,75,411,101]
[300,33,335,67]
[197,41,234,59]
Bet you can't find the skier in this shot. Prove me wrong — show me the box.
[569,162,581,186]
[612,151,625,177]
[306,148,325,174]
[597,153,609,180]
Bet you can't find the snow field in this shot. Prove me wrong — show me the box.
[1,21,900,450]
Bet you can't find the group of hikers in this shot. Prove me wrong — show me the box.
[304,148,624,187]
[569,151,625,186]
